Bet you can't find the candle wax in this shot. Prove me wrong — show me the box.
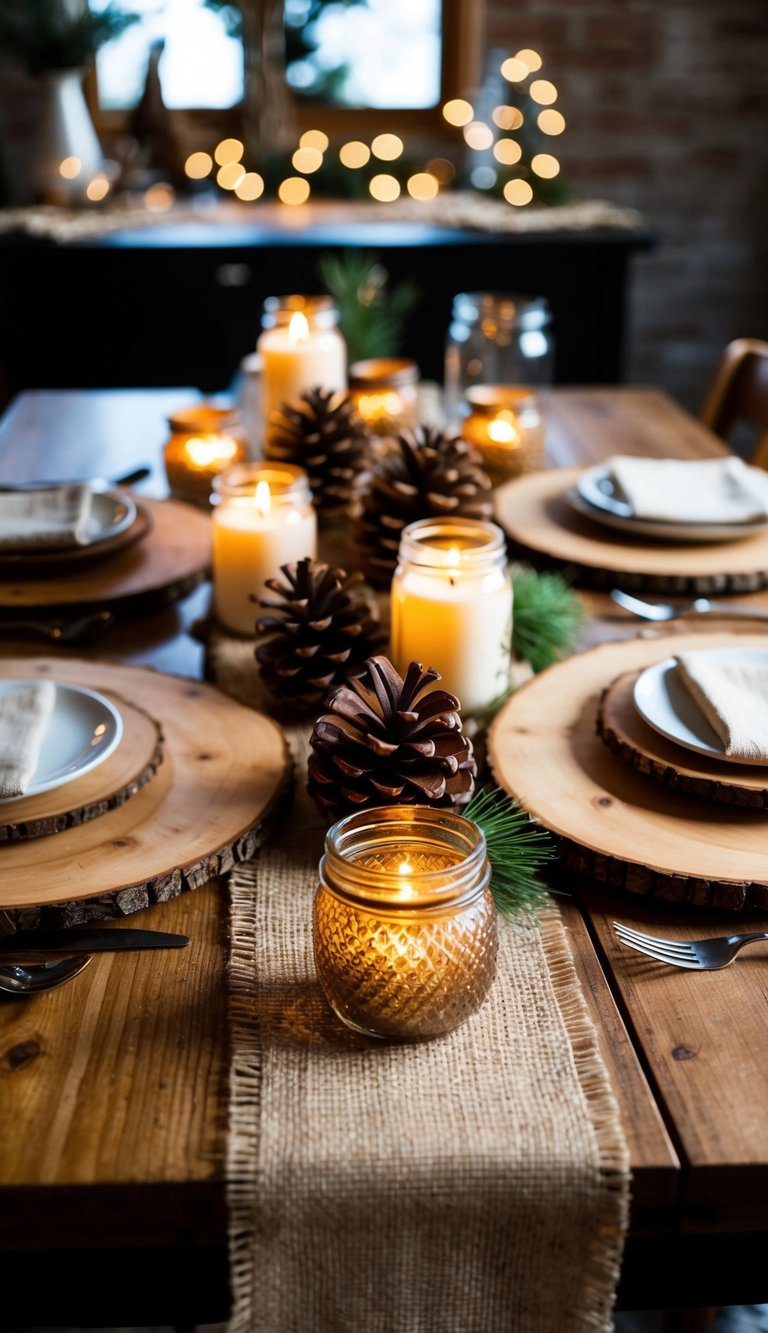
[259,321,346,427]
[213,500,317,634]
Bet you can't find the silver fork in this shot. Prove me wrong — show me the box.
[613,921,768,970]
[610,588,768,622]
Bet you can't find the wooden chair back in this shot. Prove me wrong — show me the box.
[700,337,768,467]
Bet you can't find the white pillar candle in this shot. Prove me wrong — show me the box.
[257,296,347,438]
[212,463,317,634]
[390,518,513,717]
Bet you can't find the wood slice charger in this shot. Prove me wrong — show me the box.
[494,467,768,595]
[487,631,768,912]
[0,658,291,931]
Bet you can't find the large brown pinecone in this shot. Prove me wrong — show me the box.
[266,386,371,511]
[354,425,494,586]
[308,656,477,821]
[255,558,387,711]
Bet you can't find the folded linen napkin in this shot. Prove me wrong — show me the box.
[607,455,768,524]
[0,681,56,798]
[0,485,93,548]
[675,652,768,761]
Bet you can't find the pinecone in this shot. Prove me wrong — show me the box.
[308,656,477,821]
[354,425,494,586]
[255,558,387,711]
[266,386,371,511]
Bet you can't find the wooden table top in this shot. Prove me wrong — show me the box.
[0,386,766,1323]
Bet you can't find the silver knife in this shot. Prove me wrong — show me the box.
[0,927,190,958]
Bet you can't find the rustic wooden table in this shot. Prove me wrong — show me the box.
[0,387,765,1327]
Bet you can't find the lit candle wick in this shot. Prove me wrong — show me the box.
[288,311,310,344]
[254,479,271,517]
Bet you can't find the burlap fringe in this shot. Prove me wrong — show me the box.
[540,907,631,1331]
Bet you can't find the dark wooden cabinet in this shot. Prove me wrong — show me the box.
[0,215,654,405]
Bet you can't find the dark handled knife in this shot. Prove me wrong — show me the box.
[0,928,190,958]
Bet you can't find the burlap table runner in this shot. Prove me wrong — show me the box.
[208,632,630,1333]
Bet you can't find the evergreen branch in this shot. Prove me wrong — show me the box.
[466,786,556,917]
[511,564,585,674]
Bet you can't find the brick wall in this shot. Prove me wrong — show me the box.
[484,0,768,412]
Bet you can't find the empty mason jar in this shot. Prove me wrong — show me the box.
[444,291,554,427]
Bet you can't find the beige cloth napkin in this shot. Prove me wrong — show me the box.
[675,652,768,761]
[0,485,93,548]
[607,455,768,524]
[0,681,56,798]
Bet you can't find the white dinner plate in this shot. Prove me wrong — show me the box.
[0,680,123,802]
[633,649,768,767]
[572,465,768,543]
[0,488,136,554]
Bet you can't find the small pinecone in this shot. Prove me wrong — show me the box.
[255,558,387,711]
[266,386,371,510]
[308,656,477,821]
[354,425,494,586]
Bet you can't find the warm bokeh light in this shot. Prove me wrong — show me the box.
[59,156,81,179]
[235,171,265,201]
[492,105,524,131]
[278,176,310,205]
[538,109,566,135]
[532,153,560,178]
[530,79,558,105]
[515,48,543,72]
[214,138,244,165]
[463,121,494,151]
[339,140,371,168]
[371,133,404,161]
[500,56,527,82]
[145,183,175,211]
[426,157,455,185]
[217,161,246,190]
[369,174,401,202]
[407,172,439,200]
[493,138,522,165]
[185,151,213,179]
[442,98,474,127]
[292,146,323,173]
[86,176,110,202]
[300,129,329,152]
[503,179,534,206]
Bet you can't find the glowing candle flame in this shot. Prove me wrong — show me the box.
[447,545,461,569]
[487,417,519,446]
[254,480,271,516]
[397,859,415,901]
[185,435,240,469]
[288,311,310,344]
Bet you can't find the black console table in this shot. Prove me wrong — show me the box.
[0,203,654,405]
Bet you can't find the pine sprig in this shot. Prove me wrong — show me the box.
[511,564,585,674]
[466,786,555,917]
[318,251,419,361]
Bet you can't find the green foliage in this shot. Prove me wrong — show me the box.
[318,250,420,362]
[511,564,585,675]
[466,786,555,917]
[0,0,139,75]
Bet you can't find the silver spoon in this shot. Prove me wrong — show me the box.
[610,588,768,623]
[0,955,92,995]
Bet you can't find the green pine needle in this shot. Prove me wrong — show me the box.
[318,250,419,361]
[466,786,555,917]
[511,564,585,675]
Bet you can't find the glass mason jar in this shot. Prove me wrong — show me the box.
[314,805,498,1040]
[444,291,554,427]
[348,357,420,437]
[163,404,248,509]
[390,516,513,719]
[211,461,317,635]
[460,385,546,484]
[257,294,347,443]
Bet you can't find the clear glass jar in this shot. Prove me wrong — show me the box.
[444,291,554,427]
[348,357,420,437]
[390,516,513,718]
[211,461,317,635]
[257,294,347,441]
[163,404,248,509]
[314,805,498,1040]
[460,385,546,484]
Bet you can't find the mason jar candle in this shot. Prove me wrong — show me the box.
[348,357,420,437]
[314,805,498,1040]
[460,385,545,484]
[257,295,347,444]
[163,404,248,508]
[211,462,317,634]
[390,517,513,718]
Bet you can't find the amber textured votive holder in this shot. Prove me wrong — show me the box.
[314,806,498,1041]
[163,405,248,508]
[460,385,545,484]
